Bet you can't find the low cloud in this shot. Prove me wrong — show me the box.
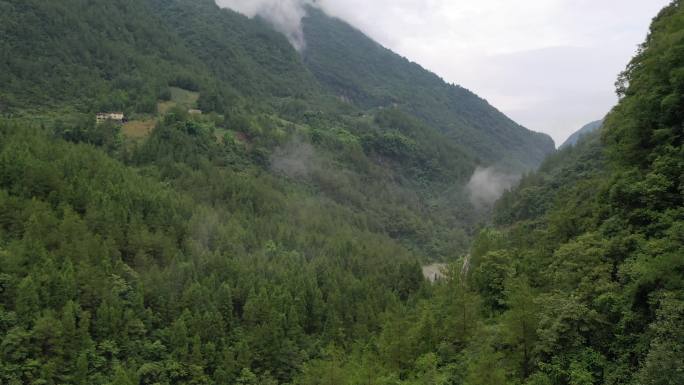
[215,0,314,51]
[270,138,317,179]
[466,167,519,207]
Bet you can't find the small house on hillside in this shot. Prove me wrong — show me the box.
[188,109,203,115]
[96,112,125,125]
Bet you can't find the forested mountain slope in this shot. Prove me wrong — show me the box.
[4,0,679,384]
[0,0,553,170]
[0,0,556,258]
[304,2,680,384]
[0,0,558,382]
[0,0,320,114]
[0,116,431,384]
[558,120,603,149]
[302,8,554,169]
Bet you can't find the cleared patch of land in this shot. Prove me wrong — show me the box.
[422,263,447,282]
[122,118,156,139]
[157,87,200,115]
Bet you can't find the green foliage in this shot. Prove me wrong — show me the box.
[292,2,683,384]
[0,118,433,384]
[607,0,684,170]
[433,3,683,384]
[302,8,555,170]
[1,0,681,384]
[0,0,553,176]
[0,0,556,262]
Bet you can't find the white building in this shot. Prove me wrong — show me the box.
[96,112,125,124]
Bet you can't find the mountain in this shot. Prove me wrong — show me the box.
[3,0,680,384]
[558,119,603,149]
[0,0,556,258]
[0,0,553,170]
[302,8,554,170]
[0,0,321,113]
[286,2,684,383]
[452,3,683,383]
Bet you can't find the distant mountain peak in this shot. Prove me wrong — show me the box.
[559,119,603,149]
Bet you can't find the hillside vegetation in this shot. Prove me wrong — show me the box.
[301,2,681,384]
[0,0,555,258]
[0,0,553,168]
[303,8,553,170]
[2,0,681,384]
[558,120,603,149]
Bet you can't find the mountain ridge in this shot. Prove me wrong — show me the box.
[301,7,555,169]
[0,0,681,384]
[559,119,603,149]
[0,0,554,172]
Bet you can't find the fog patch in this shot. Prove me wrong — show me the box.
[188,207,221,253]
[270,138,317,179]
[215,0,313,51]
[466,167,519,207]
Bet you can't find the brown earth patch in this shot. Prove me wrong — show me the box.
[123,119,156,139]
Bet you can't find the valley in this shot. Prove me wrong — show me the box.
[0,1,682,384]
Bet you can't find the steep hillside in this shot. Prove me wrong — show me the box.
[494,129,607,226]
[559,119,603,149]
[0,0,321,114]
[6,0,663,383]
[302,8,555,170]
[0,0,558,258]
[0,0,194,112]
[146,0,323,102]
[0,0,553,171]
[0,117,431,385]
[483,3,684,381]
[287,2,683,384]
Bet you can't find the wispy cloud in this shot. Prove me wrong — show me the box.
[215,0,313,51]
[466,167,519,208]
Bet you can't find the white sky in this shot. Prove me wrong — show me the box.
[219,0,672,146]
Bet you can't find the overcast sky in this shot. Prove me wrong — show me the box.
[218,0,672,146]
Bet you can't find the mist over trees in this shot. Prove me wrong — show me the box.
[0,0,682,384]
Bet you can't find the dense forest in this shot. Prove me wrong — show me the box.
[0,0,554,168]
[0,0,682,384]
[0,0,555,257]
